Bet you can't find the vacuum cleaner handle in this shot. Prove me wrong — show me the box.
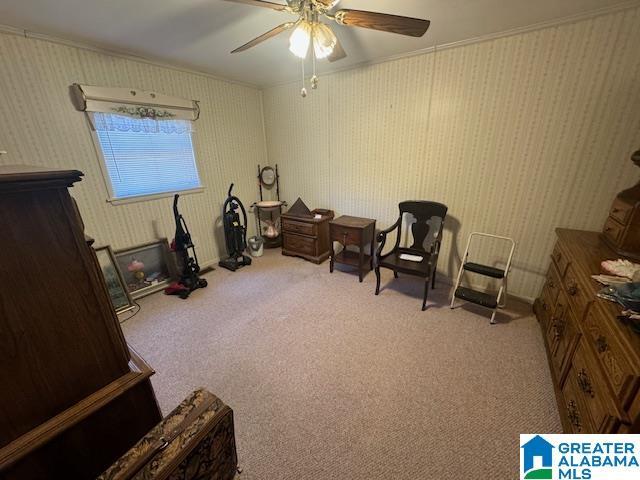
[173,194,180,218]
[228,183,234,197]
[237,197,248,237]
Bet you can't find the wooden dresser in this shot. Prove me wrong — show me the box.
[281,209,334,264]
[534,229,640,433]
[0,166,162,479]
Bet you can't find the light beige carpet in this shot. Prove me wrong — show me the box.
[122,249,561,479]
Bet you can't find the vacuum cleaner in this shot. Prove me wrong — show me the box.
[165,194,208,299]
[219,183,252,271]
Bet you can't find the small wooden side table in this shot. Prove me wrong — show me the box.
[329,215,376,282]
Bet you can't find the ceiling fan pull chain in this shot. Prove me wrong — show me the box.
[300,57,307,98]
[311,48,319,90]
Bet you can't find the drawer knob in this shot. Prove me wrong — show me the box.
[612,208,620,214]
[553,318,566,339]
[596,336,609,353]
[604,227,612,233]
[548,280,555,289]
[567,282,578,296]
[577,369,595,398]
[567,400,582,432]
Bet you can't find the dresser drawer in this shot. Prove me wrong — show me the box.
[538,264,561,331]
[563,263,592,318]
[542,263,562,311]
[282,218,316,236]
[546,289,568,349]
[567,341,620,432]
[583,306,640,409]
[562,368,594,433]
[603,216,625,245]
[283,233,316,256]
[552,242,570,278]
[539,287,556,332]
[331,226,362,246]
[549,291,580,382]
[610,198,633,225]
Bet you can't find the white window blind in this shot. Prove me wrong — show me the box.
[92,112,202,201]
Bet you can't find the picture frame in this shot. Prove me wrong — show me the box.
[95,245,135,315]
[114,239,176,299]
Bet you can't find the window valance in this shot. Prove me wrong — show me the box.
[91,112,194,134]
[69,84,200,121]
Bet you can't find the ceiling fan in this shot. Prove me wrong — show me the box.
[223,0,430,95]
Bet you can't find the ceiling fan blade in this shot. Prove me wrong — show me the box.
[222,0,288,11]
[328,34,346,62]
[335,9,430,37]
[231,22,295,53]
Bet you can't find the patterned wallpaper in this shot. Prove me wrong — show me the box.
[0,32,267,266]
[1,6,639,301]
[263,6,640,301]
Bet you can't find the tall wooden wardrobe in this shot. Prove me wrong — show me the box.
[0,166,162,479]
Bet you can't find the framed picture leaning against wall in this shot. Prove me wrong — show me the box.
[114,239,175,299]
[94,245,136,315]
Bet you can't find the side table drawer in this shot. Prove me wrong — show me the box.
[331,226,362,246]
[283,233,316,256]
[283,218,316,237]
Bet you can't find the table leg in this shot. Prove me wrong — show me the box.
[330,240,335,273]
[370,223,375,270]
[358,242,364,282]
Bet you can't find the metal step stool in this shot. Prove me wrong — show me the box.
[450,232,515,324]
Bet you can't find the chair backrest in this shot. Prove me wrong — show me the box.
[396,201,448,253]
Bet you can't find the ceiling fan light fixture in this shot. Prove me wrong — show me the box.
[312,22,337,59]
[313,0,341,8]
[289,21,312,59]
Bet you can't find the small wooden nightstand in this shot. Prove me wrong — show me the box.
[282,209,334,263]
[329,215,376,282]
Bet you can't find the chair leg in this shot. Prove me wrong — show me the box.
[375,267,381,295]
[431,269,437,289]
[490,309,498,325]
[422,279,430,311]
[393,270,398,278]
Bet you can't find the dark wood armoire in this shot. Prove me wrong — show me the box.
[0,166,162,479]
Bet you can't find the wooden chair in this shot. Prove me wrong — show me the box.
[375,201,448,310]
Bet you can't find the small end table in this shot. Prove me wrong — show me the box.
[329,215,376,282]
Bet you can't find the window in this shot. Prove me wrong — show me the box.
[92,112,202,202]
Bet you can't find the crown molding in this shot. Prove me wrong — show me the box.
[263,0,640,89]
[0,23,259,90]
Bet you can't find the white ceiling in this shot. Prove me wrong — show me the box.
[0,0,631,86]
